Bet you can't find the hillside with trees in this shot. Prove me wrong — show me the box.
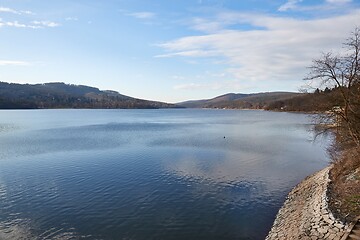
[178,92,302,109]
[0,82,180,109]
[264,87,344,112]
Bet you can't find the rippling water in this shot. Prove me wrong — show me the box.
[0,109,330,239]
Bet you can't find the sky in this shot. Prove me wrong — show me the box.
[0,0,359,103]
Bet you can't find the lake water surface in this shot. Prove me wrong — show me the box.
[0,109,331,239]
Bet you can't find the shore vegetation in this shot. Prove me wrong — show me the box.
[306,27,360,223]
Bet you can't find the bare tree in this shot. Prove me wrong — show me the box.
[305,27,360,147]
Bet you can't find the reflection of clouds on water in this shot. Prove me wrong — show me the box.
[0,180,80,240]
[0,182,6,200]
[0,123,20,133]
[0,180,34,240]
[161,151,277,210]
[0,221,81,240]
[162,146,324,202]
[0,221,34,240]
[164,152,262,184]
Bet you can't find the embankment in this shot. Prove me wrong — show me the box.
[266,166,350,240]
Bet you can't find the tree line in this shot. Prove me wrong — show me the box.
[0,82,179,109]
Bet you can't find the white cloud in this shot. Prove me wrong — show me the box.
[156,49,220,58]
[126,11,156,19]
[0,7,18,14]
[0,60,30,66]
[326,0,351,3]
[158,10,360,91]
[32,20,60,27]
[278,0,303,11]
[0,19,59,29]
[0,19,39,29]
[190,17,223,32]
[0,6,58,29]
[65,17,78,21]
[278,0,352,12]
[5,21,27,28]
[0,6,34,15]
[21,10,35,15]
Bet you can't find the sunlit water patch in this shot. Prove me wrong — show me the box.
[0,109,331,239]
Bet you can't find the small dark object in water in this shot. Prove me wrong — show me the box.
[223,136,225,139]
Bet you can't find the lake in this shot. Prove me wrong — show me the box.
[0,109,331,240]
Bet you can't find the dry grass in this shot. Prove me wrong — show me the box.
[328,147,360,223]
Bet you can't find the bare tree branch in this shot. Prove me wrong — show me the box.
[305,27,360,147]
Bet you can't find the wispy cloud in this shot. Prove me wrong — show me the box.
[65,17,78,21]
[156,50,220,58]
[278,0,353,12]
[126,11,156,19]
[0,60,30,66]
[189,17,224,33]
[0,6,34,15]
[5,21,28,28]
[326,0,352,4]
[0,6,59,29]
[0,19,60,29]
[32,20,60,27]
[0,6,18,14]
[157,9,360,91]
[278,0,303,12]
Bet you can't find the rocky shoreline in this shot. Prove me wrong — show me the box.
[266,166,350,240]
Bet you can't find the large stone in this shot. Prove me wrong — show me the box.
[318,227,328,234]
[334,223,344,229]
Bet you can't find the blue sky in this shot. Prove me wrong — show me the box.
[0,0,359,103]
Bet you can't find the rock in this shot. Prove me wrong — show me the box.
[334,223,344,229]
[318,227,328,234]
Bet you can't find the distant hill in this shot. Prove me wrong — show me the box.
[178,92,302,109]
[264,88,344,112]
[0,82,179,109]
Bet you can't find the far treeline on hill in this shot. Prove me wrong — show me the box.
[0,81,345,112]
[177,89,342,112]
[0,82,179,109]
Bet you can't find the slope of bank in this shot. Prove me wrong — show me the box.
[266,166,349,240]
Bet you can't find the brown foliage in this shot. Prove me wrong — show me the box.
[328,147,360,223]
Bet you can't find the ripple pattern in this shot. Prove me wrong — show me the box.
[0,109,331,239]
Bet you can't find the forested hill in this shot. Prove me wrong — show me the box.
[177,90,345,112]
[264,88,344,112]
[0,82,179,109]
[0,81,343,111]
[178,92,302,109]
